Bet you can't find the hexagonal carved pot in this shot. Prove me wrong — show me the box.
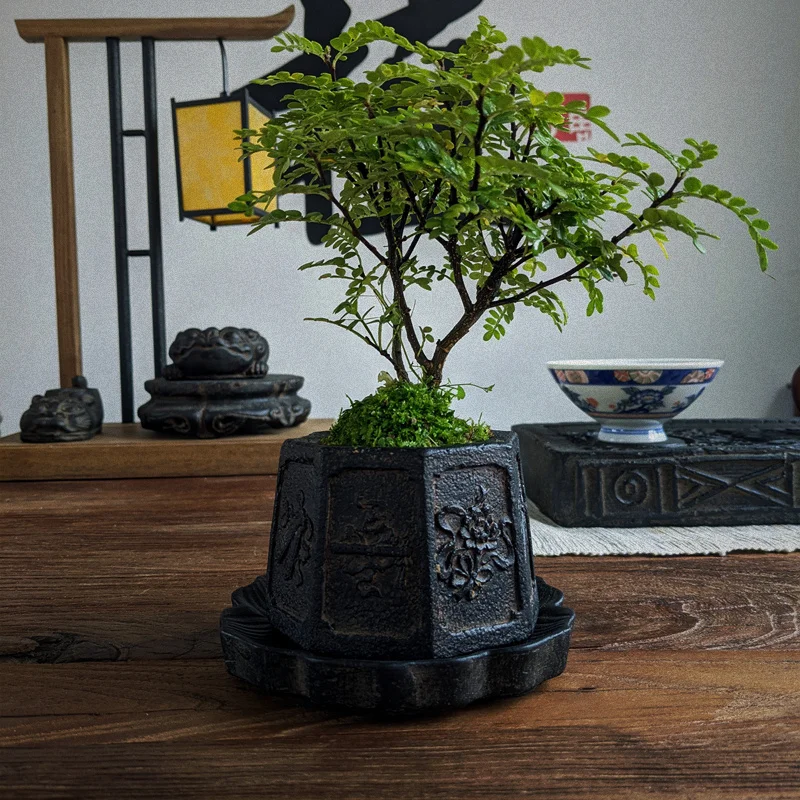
[264,430,539,660]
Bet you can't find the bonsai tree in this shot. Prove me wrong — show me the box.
[232,17,775,445]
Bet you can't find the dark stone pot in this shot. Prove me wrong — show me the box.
[265,430,539,660]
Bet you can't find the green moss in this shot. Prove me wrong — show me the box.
[324,382,492,448]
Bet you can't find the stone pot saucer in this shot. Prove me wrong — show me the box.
[220,575,574,715]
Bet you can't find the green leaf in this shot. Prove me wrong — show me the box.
[759,236,778,250]
[684,176,702,193]
[587,105,610,119]
[529,88,547,106]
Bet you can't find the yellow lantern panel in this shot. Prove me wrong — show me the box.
[191,213,265,226]
[175,100,245,213]
[247,103,276,200]
[172,91,276,226]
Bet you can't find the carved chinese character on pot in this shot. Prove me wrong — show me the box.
[275,488,314,587]
[322,470,418,641]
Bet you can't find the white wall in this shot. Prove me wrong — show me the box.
[1,0,798,434]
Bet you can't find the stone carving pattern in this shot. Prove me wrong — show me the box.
[276,489,314,586]
[586,460,794,517]
[333,497,411,600]
[676,463,792,509]
[163,327,269,379]
[140,397,310,438]
[435,485,515,601]
[343,558,408,599]
[20,376,104,443]
[613,470,650,506]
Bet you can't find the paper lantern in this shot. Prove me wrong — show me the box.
[171,88,275,229]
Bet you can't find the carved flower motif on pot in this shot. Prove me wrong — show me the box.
[564,369,589,384]
[435,485,516,601]
[613,370,631,383]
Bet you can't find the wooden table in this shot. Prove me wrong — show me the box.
[1,476,798,799]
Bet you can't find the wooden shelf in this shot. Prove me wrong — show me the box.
[0,419,332,481]
[16,6,295,42]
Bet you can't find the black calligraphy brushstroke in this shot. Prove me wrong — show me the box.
[245,0,481,110]
[241,0,483,244]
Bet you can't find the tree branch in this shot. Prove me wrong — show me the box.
[375,192,432,375]
[394,206,410,241]
[309,152,388,266]
[391,329,410,382]
[308,317,395,367]
[470,89,488,193]
[447,234,473,312]
[398,174,427,223]
[387,253,431,374]
[400,178,444,263]
[428,237,522,383]
[487,170,688,308]
[522,124,535,157]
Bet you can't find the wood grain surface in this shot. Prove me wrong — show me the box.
[0,420,333,481]
[0,475,798,798]
[16,7,295,42]
[43,35,82,387]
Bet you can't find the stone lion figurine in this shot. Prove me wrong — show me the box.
[20,376,104,443]
[162,327,269,379]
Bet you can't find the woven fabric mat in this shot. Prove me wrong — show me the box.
[528,501,800,556]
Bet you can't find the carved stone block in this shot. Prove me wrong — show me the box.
[264,431,539,660]
[514,418,800,527]
[163,327,269,379]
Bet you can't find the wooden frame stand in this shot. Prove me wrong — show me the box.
[15,7,295,390]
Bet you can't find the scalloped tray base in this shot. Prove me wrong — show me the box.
[220,576,574,715]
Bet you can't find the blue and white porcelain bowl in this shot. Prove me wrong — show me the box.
[547,359,724,444]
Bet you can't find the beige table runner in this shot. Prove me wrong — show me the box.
[528,501,800,556]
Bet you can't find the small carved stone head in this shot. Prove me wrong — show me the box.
[20,376,104,443]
